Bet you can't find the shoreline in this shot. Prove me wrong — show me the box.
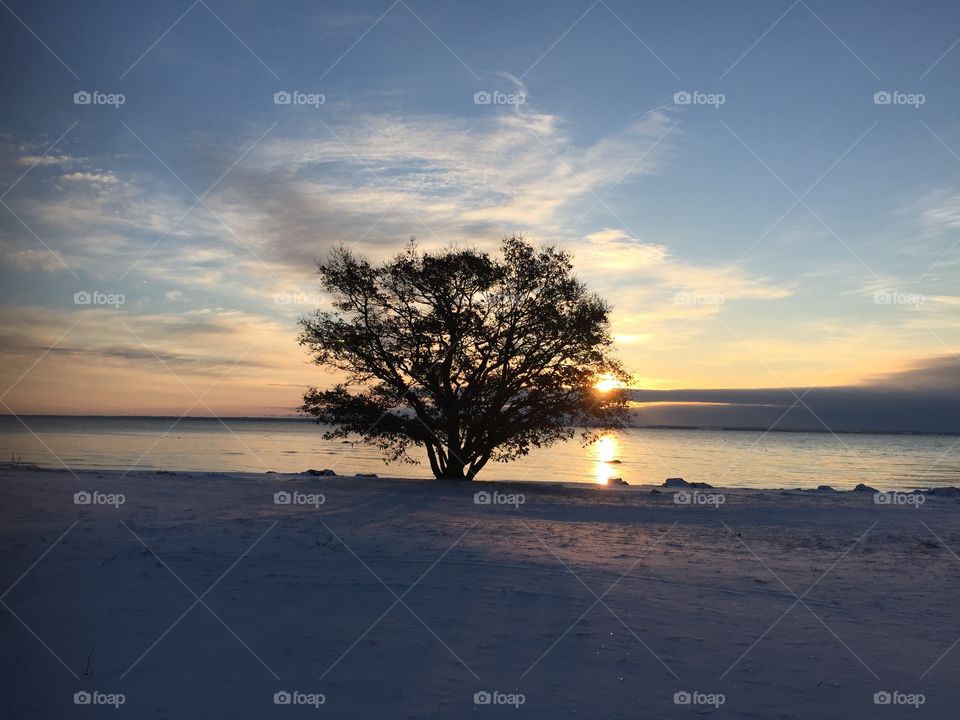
[4,464,959,495]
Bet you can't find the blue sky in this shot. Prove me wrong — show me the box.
[0,0,958,416]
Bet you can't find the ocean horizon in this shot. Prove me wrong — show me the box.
[8,413,960,435]
[3,415,958,491]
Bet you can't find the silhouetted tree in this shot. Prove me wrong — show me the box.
[298,236,630,480]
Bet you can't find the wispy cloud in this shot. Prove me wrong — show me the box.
[60,171,118,184]
[17,154,79,167]
[222,106,675,254]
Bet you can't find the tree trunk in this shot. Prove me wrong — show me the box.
[438,454,469,480]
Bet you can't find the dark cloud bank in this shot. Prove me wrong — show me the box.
[627,356,960,434]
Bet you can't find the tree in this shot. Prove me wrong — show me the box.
[298,236,630,480]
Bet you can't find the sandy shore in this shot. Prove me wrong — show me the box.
[2,468,959,718]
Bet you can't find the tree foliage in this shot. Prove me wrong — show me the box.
[298,236,630,479]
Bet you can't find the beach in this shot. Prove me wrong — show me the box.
[2,467,959,718]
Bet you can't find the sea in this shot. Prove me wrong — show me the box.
[1,416,958,491]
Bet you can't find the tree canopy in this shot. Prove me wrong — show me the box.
[298,236,630,479]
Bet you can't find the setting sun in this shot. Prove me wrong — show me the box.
[595,374,621,393]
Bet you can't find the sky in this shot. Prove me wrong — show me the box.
[0,0,958,426]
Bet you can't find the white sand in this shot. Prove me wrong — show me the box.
[2,468,959,718]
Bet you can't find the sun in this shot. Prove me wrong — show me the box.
[594,373,621,393]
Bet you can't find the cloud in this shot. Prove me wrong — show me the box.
[864,354,959,391]
[1,104,949,415]
[0,164,238,286]
[0,105,802,403]
[16,154,78,167]
[0,304,319,414]
[574,228,792,350]
[212,106,676,267]
[921,192,960,232]
[625,354,960,433]
[2,102,681,304]
[581,228,791,299]
[60,171,118,184]
[0,239,66,273]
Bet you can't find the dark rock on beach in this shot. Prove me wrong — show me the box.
[663,477,712,489]
[852,483,876,492]
[302,468,338,476]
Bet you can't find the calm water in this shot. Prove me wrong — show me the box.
[1,416,958,491]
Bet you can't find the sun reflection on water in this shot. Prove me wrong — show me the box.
[593,434,620,484]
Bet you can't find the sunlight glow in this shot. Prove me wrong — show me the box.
[595,373,621,393]
[593,434,620,484]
